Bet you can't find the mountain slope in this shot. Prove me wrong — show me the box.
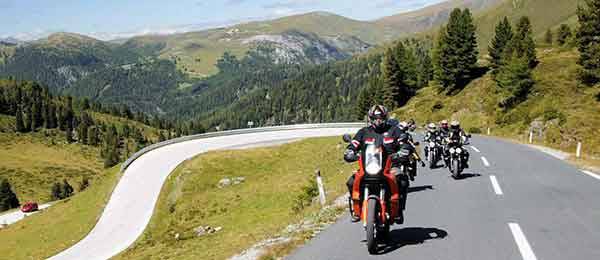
[473,0,583,52]
[0,32,142,93]
[375,0,502,34]
[393,48,600,158]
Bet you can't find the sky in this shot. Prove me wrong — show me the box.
[0,0,446,41]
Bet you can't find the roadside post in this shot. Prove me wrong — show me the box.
[576,142,582,158]
[315,169,326,207]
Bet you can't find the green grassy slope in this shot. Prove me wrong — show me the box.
[474,0,582,53]
[0,166,121,259]
[115,137,354,260]
[0,115,103,203]
[394,48,600,158]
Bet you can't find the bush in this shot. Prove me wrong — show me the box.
[542,109,566,124]
[291,177,319,213]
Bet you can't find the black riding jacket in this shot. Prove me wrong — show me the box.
[346,123,405,159]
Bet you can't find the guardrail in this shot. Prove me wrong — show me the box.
[120,122,366,172]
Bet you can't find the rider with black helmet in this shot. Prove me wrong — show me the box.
[343,105,414,224]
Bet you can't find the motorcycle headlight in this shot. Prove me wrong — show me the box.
[365,161,382,175]
[449,148,456,153]
[456,148,462,153]
[429,142,435,148]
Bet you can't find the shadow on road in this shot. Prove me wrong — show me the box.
[377,227,448,255]
[408,185,434,194]
[453,173,482,180]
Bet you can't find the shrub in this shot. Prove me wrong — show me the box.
[291,177,319,213]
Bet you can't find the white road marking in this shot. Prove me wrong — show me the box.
[481,156,490,167]
[581,170,600,180]
[508,223,538,260]
[489,175,503,195]
[470,146,481,153]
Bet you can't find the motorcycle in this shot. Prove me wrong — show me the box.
[445,139,469,178]
[424,135,443,169]
[342,134,400,254]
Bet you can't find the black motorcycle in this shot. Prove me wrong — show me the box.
[425,135,443,169]
[445,139,469,178]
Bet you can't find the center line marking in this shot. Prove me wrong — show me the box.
[481,156,490,167]
[509,223,538,260]
[471,145,481,153]
[489,175,503,195]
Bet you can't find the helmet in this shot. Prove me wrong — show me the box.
[450,120,460,130]
[440,120,449,129]
[368,105,389,129]
[427,123,437,130]
[398,133,409,142]
[398,121,408,130]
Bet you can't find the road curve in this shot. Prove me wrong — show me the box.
[287,134,600,260]
[49,125,360,260]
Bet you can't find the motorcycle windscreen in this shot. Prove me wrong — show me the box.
[364,144,383,175]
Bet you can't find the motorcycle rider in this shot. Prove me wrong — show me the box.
[343,105,413,224]
[447,120,470,168]
[438,119,450,138]
[423,123,438,160]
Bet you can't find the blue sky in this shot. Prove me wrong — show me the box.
[1,0,445,40]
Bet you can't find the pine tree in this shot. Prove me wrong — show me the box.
[510,16,538,69]
[78,177,90,192]
[489,17,514,72]
[61,179,73,198]
[15,106,25,133]
[576,0,600,85]
[496,56,535,109]
[88,126,99,146]
[557,24,572,46]
[0,178,20,211]
[545,29,553,45]
[433,26,455,89]
[434,8,478,90]
[50,182,62,200]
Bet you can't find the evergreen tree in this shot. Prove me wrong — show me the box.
[433,26,454,88]
[0,178,20,211]
[50,182,62,200]
[65,126,74,143]
[496,56,535,109]
[557,24,572,46]
[545,28,553,45]
[576,0,600,85]
[489,17,514,72]
[23,106,32,132]
[15,106,25,132]
[509,16,538,69]
[158,131,166,142]
[434,8,478,90]
[61,179,74,198]
[88,126,99,146]
[78,177,90,192]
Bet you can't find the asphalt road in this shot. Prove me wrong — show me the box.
[287,135,600,260]
[0,203,51,226]
[49,127,359,260]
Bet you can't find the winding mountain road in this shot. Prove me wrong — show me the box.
[288,135,600,260]
[46,124,600,260]
[49,125,360,260]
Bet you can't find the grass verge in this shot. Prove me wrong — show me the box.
[115,137,354,260]
[0,165,121,259]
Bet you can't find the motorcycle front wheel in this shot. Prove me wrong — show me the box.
[452,158,460,178]
[366,198,378,254]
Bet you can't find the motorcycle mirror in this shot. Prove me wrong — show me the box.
[413,141,420,146]
[342,134,352,143]
[467,134,472,138]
